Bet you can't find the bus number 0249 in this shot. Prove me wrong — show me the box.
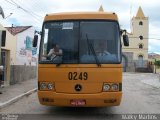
[68,72,88,80]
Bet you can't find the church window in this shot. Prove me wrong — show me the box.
[139,21,143,25]
[139,35,143,40]
[139,44,143,49]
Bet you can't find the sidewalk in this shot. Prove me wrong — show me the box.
[141,73,160,88]
[0,78,37,108]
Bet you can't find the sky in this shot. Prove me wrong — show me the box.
[0,0,160,54]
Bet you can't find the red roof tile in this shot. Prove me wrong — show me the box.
[5,26,32,36]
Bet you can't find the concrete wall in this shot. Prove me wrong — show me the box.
[122,52,151,72]
[10,65,37,85]
[122,52,136,72]
[154,67,160,74]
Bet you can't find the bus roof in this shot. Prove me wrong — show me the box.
[44,12,118,22]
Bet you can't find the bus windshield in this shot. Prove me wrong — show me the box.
[39,20,121,64]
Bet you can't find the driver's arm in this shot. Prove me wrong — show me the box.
[47,49,54,56]
[54,49,63,56]
[104,50,110,55]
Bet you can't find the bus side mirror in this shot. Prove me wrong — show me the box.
[123,34,129,46]
[0,30,6,47]
[39,31,42,35]
[33,35,38,47]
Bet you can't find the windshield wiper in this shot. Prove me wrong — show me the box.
[51,55,63,67]
[86,34,101,67]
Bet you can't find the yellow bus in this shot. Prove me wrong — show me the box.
[36,12,129,107]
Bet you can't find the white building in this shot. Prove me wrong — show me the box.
[5,26,39,66]
[0,25,39,86]
[122,6,149,72]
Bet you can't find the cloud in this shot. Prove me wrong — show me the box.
[149,24,160,53]
[1,0,160,53]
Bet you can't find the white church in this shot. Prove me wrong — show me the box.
[122,6,149,72]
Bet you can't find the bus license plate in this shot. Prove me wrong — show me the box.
[70,100,86,106]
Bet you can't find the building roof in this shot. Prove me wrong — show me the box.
[5,26,32,36]
[136,6,145,18]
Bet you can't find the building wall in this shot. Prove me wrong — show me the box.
[122,52,135,72]
[132,18,149,40]
[15,27,38,66]
[123,48,148,61]
[10,27,39,85]
[1,24,39,85]
[123,17,148,60]
[0,24,17,65]
[1,49,11,86]
[0,24,16,86]
[122,7,149,72]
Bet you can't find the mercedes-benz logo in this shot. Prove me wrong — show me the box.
[75,84,82,92]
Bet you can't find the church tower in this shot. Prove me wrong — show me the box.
[122,6,149,71]
[131,6,149,65]
[132,7,149,36]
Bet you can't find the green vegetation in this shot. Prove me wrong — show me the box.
[154,59,160,73]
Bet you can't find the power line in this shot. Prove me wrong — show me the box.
[4,0,16,6]
[15,0,43,18]
[9,0,42,21]
[4,0,42,23]
[148,38,160,40]
[10,0,43,19]
[129,37,160,40]
[32,0,48,14]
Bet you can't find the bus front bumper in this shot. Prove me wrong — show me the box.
[38,91,122,107]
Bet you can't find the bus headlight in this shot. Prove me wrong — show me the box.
[48,83,54,90]
[40,83,47,90]
[103,84,110,91]
[39,82,54,91]
[111,84,119,91]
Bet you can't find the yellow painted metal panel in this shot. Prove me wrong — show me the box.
[44,12,118,22]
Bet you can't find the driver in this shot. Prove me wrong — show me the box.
[47,44,63,60]
[96,41,110,56]
[98,50,110,56]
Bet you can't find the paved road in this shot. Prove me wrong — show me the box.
[0,73,160,120]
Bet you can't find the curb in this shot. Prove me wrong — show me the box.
[0,88,37,109]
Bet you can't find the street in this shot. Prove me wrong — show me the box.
[1,0,160,120]
[0,73,160,119]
